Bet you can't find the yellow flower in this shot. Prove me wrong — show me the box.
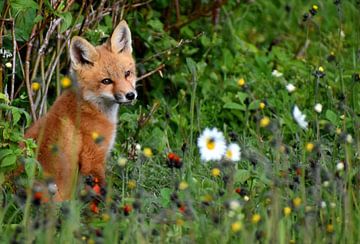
[293,197,302,208]
[283,207,292,216]
[102,213,110,222]
[336,128,341,135]
[211,167,221,177]
[318,66,324,72]
[326,224,334,233]
[251,214,261,224]
[5,62,12,68]
[117,157,127,167]
[201,194,213,203]
[61,76,72,88]
[31,82,41,92]
[176,218,185,226]
[312,4,319,11]
[231,221,242,232]
[260,116,270,128]
[237,78,245,87]
[179,181,189,190]
[127,179,136,189]
[143,147,153,157]
[259,102,266,110]
[305,142,314,152]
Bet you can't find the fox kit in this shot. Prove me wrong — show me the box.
[25,21,137,201]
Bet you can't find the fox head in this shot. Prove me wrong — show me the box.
[70,21,137,109]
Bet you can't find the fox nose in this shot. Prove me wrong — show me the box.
[125,92,136,101]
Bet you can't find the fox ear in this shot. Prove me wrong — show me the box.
[110,20,132,54]
[70,37,99,67]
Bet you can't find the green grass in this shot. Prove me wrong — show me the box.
[1,0,360,243]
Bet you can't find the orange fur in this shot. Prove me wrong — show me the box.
[24,21,137,201]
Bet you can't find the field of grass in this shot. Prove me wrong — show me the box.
[1,0,360,243]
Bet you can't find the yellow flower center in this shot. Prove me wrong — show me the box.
[260,116,270,127]
[237,78,245,87]
[226,149,232,159]
[61,77,72,88]
[206,138,215,150]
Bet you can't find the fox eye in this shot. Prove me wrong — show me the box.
[101,78,113,85]
[125,70,131,78]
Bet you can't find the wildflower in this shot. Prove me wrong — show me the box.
[123,204,133,216]
[31,82,41,92]
[176,218,185,226]
[201,194,213,204]
[197,128,226,162]
[231,221,242,232]
[305,142,314,152]
[167,152,183,168]
[92,184,101,194]
[259,116,270,128]
[251,214,261,224]
[135,143,141,151]
[346,134,353,144]
[271,69,283,77]
[235,187,247,196]
[90,201,99,214]
[102,213,110,222]
[237,78,245,87]
[336,128,342,135]
[211,168,221,177]
[47,182,58,195]
[61,76,72,88]
[323,181,330,187]
[259,102,266,110]
[127,179,136,189]
[178,203,186,214]
[179,181,189,190]
[314,103,323,113]
[326,224,334,233]
[320,201,327,208]
[224,143,241,162]
[286,83,296,93]
[143,147,153,157]
[310,4,318,15]
[91,132,102,143]
[228,200,241,210]
[313,66,325,78]
[293,197,302,208]
[117,157,127,167]
[292,105,308,129]
[336,162,344,171]
[283,206,292,216]
[244,195,250,201]
[330,202,336,208]
[5,62,12,68]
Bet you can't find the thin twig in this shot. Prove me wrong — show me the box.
[38,18,62,56]
[10,19,16,102]
[136,64,165,82]
[24,25,38,121]
[140,32,204,63]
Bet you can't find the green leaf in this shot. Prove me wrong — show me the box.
[325,110,338,125]
[186,58,197,78]
[159,188,172,208]
[0,92,9,103]
[223,102,246,111]
[60,12,73,33]
[1,154,17,168]
[11,107,21,125]
[248,100,260,110]
[10,0,38,11]
[24,158,37,178]
[0,149,13,161]
[236,92,248,103]
[234,169,251,183]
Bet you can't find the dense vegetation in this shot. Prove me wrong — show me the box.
[1,0,360,242]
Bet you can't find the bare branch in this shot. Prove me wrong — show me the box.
[136,64,165,82]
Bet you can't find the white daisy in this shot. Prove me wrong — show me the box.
[272,69,283,77]
[197,128,226,162]
[224,143,241,162]
[286,83,296,93]
[292,105,308,130]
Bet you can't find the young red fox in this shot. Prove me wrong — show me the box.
[25,21,137,201]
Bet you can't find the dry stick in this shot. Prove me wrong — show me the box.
[39,1,86,116]
[10,19,16,102]
[136,64,165,82]
[24,25,38,121]
[140,32,204,64]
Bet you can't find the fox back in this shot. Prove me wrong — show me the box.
[24,21,137,201]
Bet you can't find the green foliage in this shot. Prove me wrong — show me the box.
[1,0,360,243]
